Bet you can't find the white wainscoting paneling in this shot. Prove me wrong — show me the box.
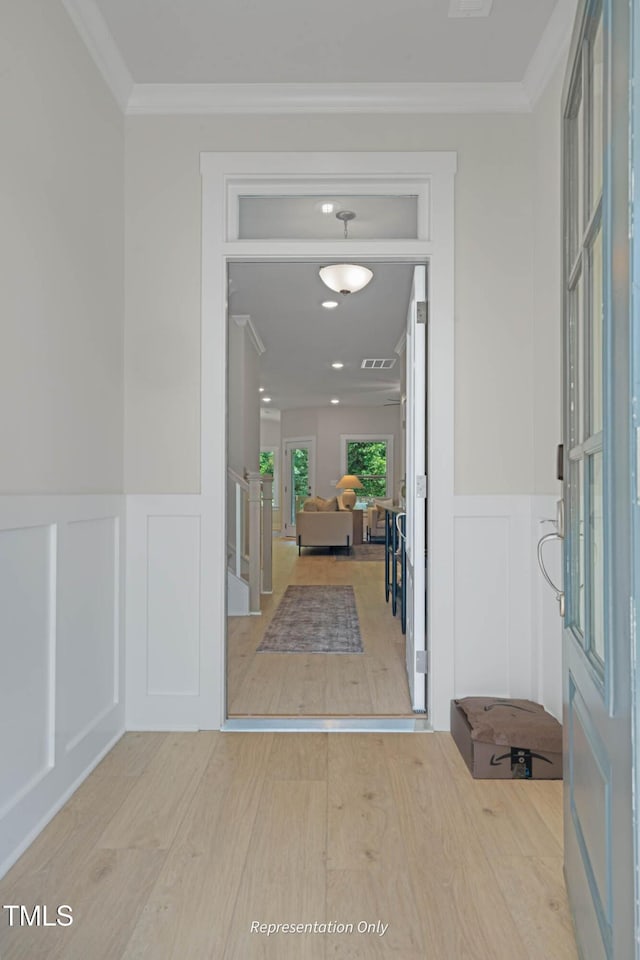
[453,497,534,703]
[147,516,201,696]
[126,496,219,731]
[58,517,120,752]
[452,494,563,719]
[0,524,55,818]
[0,496,124,880]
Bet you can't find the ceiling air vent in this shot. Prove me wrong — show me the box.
[361,358,397,370]
[448,0,493,17]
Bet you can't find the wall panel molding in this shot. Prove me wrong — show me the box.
[0,496,125,879]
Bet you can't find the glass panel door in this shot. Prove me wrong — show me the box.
[561,0,634,956]
[283,439,315,535]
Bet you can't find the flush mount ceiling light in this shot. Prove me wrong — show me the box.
[330,398,340,404]
[331,362,344,369]
[322,300,339,310]
[319,263,373,295]
[262,396,271,403]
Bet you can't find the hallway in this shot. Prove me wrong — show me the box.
[0,730,577,959]
[227,537,413,716]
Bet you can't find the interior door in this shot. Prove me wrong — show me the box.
[282,439,315,536]
[561,1,634,956]
[404,264,427,712]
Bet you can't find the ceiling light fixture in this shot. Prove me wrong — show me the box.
[321,202,337,214]
[322,300,339,310]
[330,398,340,405]
[262,396,271,403]
[319,210,373,295]
[258,386,265,392]
[320,264,373,295]
[331,362,344,369]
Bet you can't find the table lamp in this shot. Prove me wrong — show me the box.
[336,474,363,509]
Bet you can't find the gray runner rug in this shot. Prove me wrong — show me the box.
[257,585,363,654]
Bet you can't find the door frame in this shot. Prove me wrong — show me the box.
[200,151,456,729]
[282,436,317,535]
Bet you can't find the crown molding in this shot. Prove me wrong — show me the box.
[62,0,576,117]
[61,0,133,110]
[522,0,577,108]
[231,315,266,356]
[126,81,530,115]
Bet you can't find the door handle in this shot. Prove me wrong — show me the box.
[537,532,565,617]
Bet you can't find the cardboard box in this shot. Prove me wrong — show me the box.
[450,699,562,780]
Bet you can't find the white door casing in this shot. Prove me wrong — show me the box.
[197,152,455,728]
[405,264,427,712]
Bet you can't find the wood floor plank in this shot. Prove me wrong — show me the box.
[91,732,166,779]
[488,856,579,960]
[0,848,166,960]
[327,735,411,871]
[97,732,215,851]
[326,867,425,959]
[267,733,328,781]
[119,733,275,960]
[0,731,578,960]
[222,779,327,960]
[436,733,563,859]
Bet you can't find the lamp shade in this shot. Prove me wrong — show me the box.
[319,264,373,295]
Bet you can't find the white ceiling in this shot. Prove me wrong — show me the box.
[228,262,414,410]
[94,0,558,85]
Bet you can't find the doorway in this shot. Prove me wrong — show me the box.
[282,438,315,537]
[199,151,456,731]
[225,257,427,721]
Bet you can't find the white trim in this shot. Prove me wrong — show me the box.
[230,314,266,356]
[61,0,133,110]
[522,0,577,108]
[128,81,530,116]
[201,151,456,730]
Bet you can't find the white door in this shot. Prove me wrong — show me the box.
[282,438,315,536]
[404,264,427,712]
[561,0,634,956]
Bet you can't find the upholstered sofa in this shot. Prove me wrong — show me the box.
[296,498,354,554]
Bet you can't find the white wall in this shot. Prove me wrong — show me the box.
[124,113,534,495]
[227,318,260,475]
[281,405,402,500]
[533,61,565,496]
[0,0,124,494]
[0,1,125,877]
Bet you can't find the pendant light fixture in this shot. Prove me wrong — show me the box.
[319,210,373,295]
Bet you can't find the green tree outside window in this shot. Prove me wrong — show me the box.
[346,441,388,498]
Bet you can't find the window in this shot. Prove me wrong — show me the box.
[342,436,393,499]
[259,448,279,507]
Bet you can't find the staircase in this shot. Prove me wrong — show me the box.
[227,469,273,616]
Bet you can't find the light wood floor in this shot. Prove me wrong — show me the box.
[227,538,413,716]
[0,731,577,959]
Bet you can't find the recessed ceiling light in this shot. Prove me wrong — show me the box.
[262,396,271,403]
[331,362,344,369]
[258,386,265,392]
[330,398,340,405]
[322,300,339,310]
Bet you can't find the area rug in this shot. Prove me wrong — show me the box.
[257,585,363,654]
[335,543,385,561]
